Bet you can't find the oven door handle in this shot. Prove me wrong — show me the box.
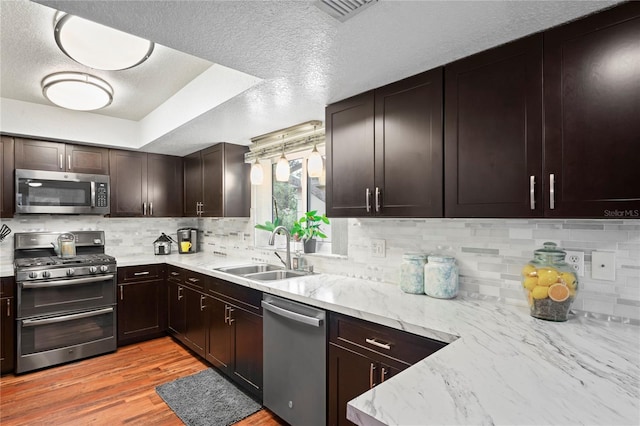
[21,275,115,289]
[21,307,114,327]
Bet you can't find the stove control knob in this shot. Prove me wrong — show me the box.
[89,266,98,274]
[100,265,109,273]
[28,271,38,279]
[66,268,75,276]
[42,271,51,278]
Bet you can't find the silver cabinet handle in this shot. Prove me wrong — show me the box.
[59,154,64,170]
[200,295,206,311]
[120,285,123,300]
[149,202,153,216]
[177,286,183,301]
[133,271,150,276]
[369,363,376,389]
[375,187,381,213]
[143,202,147,215]
[22,307,113,327]
[530,176,536,210]
[6,299,10,317]
[549,173,555,210]
[366,338,391,350]
[170,271,180,276]
[188,277,199,283]
[227,307,235,324]
[381,367,388,383]
[68,154,71,170]
[224,305,230,324]
[365,188,371,213]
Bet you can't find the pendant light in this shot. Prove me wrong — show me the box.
[275,137,290,182]
[250,158,264,185]
[307,125,323,178]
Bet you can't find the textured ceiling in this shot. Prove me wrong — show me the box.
[2,0,623,155]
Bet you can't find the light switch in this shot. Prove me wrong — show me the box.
[591,251,615,281]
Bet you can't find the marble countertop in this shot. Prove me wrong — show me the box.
[7,252,640,424]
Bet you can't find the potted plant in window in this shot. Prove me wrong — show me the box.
[291,210,330,253]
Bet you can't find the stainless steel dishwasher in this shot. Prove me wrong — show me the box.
[262,294,326,426]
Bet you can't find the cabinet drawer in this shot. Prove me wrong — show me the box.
[206,277,262,314]
[183,271,206,291]
[118,264,163,283]
[329,312,446,365]
[166,265,184,283]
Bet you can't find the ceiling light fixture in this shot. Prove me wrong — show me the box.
[42,72,113,111]
[54,13,154,71]
[275,138,290,182]
[250,158,264,185]
[307,126,323,178]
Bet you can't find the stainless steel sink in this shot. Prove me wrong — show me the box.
[216,264,284,276]
[243,270,312,281]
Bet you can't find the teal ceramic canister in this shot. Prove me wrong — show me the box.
[424,255,459,299]
[400,253,427,294]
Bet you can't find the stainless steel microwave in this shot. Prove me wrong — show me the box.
[15,169,110,215]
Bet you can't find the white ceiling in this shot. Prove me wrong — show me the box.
[1,0,622,156]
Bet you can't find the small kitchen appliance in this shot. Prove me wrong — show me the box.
[177,228,198,254]
[153,233,176,255]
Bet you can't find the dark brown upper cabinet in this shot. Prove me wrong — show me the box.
[326,68,443,218]
[543,2,640,218]
[109,150,183,217]
[15,138,109,174]
[183,143,250,217]
[1,136,14,218]
[444,34,543,218]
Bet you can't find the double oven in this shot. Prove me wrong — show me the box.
[13,231,117,374]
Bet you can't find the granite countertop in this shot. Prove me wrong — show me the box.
[8,252,640,425]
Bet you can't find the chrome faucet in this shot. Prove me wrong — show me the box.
[268,226,292,270]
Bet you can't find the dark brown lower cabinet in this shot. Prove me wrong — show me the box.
[328,312,447,426]
[183,286,207,357]
[167,279,186,337]
[117,265,167,346]
[0,276,15,374]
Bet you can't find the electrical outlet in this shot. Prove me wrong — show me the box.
[371,239,386,258]
[592,251,615,281]
[564,250,584,277]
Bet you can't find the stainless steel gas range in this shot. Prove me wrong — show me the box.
[13,231,117,374]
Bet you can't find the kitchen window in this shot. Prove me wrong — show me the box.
[254,149,346,256]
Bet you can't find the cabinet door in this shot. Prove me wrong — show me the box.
[231,308,263,395]
[15,138,66,171]
[184,287,207,357]
[167,281,186,337]
[444,34,543,218]
[65,144,109,174]
[328,344,375,426]
[147,153,183,217]
[326,91,375,217]
[543,3,640,218]
[0,298,15,375]
[117,279,167,346]
[183,151,202,217]
[221,143,250,218]
[201,144,223,217]
[374,69,443,217]
[1,136,14,218]
[109,150,147,217]
[206,296,232,371]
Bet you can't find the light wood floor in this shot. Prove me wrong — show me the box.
[0,336,286,426]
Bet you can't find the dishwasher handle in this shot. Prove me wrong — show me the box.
[261,300,323,327]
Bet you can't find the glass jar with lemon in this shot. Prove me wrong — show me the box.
[521,242,578,322]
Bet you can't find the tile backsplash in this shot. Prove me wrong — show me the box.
[2,215,638,321]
